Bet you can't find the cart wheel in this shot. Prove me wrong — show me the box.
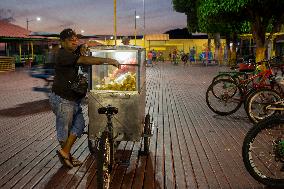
[144,114,151,154]
[97,132,114,189]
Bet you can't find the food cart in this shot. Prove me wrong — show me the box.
[87,45,151,188]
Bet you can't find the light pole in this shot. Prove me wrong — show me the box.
[26,17,41,31]
[114,0,117,45]
[134,10,140,45]
[143,0,145,48]
[25,16,41,65]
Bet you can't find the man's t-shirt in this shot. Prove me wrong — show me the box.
[52,48,82,101]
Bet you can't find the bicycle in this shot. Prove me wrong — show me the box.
[211,58,255,83]
[94,104,152,188]
[245,88,283,123]
[206,59,283,116]
[96,105,118,189]
[242,114,284,187]
[212,56,283,83]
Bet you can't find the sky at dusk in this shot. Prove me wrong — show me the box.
[1,0,187,36]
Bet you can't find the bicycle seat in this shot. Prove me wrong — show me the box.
[98,105,118,115]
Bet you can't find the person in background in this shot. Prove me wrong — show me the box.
[157,51,164,62]
[181,52,189,66]
[189,47,196,64]
[172,48,178,65]
[147,51,153,67]
[49,28,119,168]
[151,49,157,65]
[121,36,130,45]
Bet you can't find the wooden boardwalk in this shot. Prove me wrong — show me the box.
[0,63,266,189]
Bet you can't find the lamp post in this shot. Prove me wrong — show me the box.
[134,10,140,46]
[114,0,117,45]
[25,17,41,66]
[26,17,41,31]
[143,0,145,48]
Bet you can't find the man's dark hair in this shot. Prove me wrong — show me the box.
[59,28,76,40]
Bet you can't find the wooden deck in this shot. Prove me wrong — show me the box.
[0,63,266,189]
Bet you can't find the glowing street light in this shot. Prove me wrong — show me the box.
[26,17,41,31]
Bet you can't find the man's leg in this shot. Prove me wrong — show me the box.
[60,133,77,156]
[65,102,85,166]
[50,93,75,168]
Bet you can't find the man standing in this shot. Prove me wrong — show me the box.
[49,28,119,168]
[190,47,196,64]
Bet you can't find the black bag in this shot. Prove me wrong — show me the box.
[70,73,88,96]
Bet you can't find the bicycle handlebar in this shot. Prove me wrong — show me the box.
[98,105,118,115]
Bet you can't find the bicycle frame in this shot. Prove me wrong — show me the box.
[266,99,284,111]
[105,113,114,143]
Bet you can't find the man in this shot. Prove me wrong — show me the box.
[147,51,153,67]
[190,47,196,64]
[121,36,130,45]
[151,49,157,64]
[49,28,119,168]
[181,52,189,66]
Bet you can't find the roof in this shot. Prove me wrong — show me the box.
[0,20,30,38]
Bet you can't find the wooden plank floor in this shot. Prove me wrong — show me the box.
[0,63,266,189]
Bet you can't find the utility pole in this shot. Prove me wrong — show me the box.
[114,0,117,45]
[143,0,145,48]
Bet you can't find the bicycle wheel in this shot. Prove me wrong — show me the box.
[97,131,114,189]
[245,88,281,123]
[242,115,284,187]
[206,78,243,115]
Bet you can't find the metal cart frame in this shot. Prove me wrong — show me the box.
[86,46,152,188]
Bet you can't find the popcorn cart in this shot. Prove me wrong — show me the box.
[87,46,151,188]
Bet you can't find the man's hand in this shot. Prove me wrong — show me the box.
[108,58,120,68]
[80,44,88,56]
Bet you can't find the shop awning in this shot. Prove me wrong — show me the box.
[145,34,169,41]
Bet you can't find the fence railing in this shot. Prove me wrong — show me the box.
[0,56,15,72]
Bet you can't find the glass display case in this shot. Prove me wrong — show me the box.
[89,46,144,92]
[88,46,146,142]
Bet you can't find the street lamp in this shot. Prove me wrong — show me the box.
[26,17,41,31]
[134,10,140,45]
[143,0,145,47]
[114,0,117,45]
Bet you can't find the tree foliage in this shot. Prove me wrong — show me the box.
[198,0,284,47]
[172,0,284,61]
[172,0,199,33]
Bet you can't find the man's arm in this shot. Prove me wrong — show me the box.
[77,56,120,68]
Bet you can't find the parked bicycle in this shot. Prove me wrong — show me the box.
[242,84,284,186]
[94,104,151,188]
[245,88,283,123]
[206,59,283,116]
[96,105,118,189]
[211,58,255,83]
[242,114,284,187]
